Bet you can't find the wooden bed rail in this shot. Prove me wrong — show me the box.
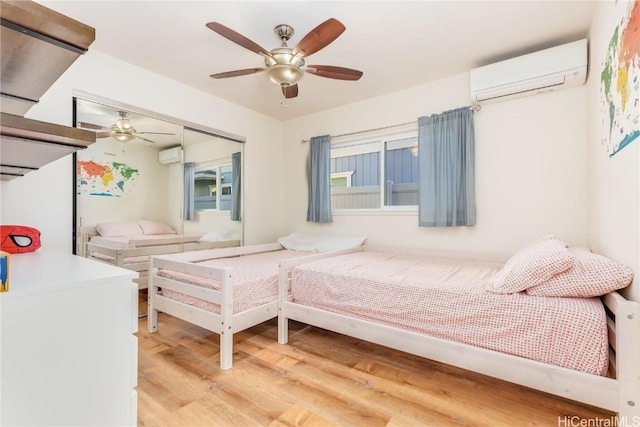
[278,245,366,270]
[603,291,640,419]
[78,226,98,257]
[151,242,282,264]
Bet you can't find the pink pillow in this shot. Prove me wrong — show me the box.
[526,248,634,297]
[488,235,575,294]
[95,221,143,237]
[138,220,176,235]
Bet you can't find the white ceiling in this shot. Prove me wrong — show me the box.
[38,1,597,122]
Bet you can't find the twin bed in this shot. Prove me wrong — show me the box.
[145,234,639,419]
[147,241,362,370]
[81,220,240,288]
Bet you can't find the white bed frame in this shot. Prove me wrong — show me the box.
[278,246,640,420]
[80,226,240,289]
[148,243,364,370]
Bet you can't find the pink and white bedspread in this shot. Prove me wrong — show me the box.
[159,249,312,315]
[289,251,609,375]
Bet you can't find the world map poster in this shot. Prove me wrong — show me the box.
[77,160,139,197]
[600,0,639,157]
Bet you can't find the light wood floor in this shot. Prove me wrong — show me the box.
[136,290,614,426]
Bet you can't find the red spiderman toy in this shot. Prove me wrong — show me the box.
[0,225,41,254]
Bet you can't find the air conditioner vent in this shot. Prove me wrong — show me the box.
[470,39,587,104]
[158,147,182,165]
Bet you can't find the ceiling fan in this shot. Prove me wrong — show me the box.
[207,18,363,99]
[78,111,175,144]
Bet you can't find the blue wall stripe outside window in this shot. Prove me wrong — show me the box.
[418,107,476,227]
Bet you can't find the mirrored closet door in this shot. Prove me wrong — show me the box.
[72,97,244,262]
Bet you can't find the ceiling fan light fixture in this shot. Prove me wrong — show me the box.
[111,131,136,143]
[266,64,304,86]
[114,118,132,131]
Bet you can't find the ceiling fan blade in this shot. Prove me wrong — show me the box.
[77,121,107,131]
[293,18,345,57]
[210,68,265,79]
[206,22,270,56]
[282,84,299,99]
[96,132,110,138]
[135,135,156,144]
[306,65,363,81]
[136,132,176,136]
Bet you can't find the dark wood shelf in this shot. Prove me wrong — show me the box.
[0,0,96,180]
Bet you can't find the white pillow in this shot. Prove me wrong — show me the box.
[199,229,230,242]
[95,221,144,237]
[277,233,366,252]
[314,235,367,252]
[277,233,319,252]
[138,220,176,235]
[488,235,575,294]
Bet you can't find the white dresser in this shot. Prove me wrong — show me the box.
[0,251,138,426]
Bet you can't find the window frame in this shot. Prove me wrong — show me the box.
[330,128,418,214]
[194,162,232,213]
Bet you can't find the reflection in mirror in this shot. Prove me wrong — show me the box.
[195,165,231,210]
[178,128,243,243]
[73,98,244,270]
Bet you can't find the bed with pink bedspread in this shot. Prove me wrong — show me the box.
[278,241,639,417]
[148,240,365,370]
[158,248,313,315]
[286,250,607,375]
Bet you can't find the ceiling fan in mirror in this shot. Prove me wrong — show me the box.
[207,18,363,99]
[78,111,175,144]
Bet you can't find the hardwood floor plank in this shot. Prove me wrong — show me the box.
[136,291,615,426]
[137,388,173,426]
[169,397,263,427]
[268,404,338,427]
[231,352,392,426]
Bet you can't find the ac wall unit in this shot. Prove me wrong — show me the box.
[158,146,182,165]
[470,39,587,104]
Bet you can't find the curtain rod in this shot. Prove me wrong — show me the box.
[300,104,481,144]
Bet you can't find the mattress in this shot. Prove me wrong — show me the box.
[159,249,313,315]
[289,251,609,376]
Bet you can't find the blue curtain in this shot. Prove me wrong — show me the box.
[306,135,333,223]
[230,152,241,221]
[418,107,476,227]
[183,162,195,221]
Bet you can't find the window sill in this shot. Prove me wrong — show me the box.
[196,210,231,216]
[332,207,418,216]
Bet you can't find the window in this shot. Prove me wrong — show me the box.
[384,137,419,207]
[330,131,417,210]
[194,164,232,211]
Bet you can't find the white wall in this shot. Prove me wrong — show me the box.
[0,50,286,251]
[586,0,639,302]
[282,73,588,256]
[76,140,172,231]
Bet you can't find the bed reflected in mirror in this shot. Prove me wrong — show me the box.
[73,97,244,289]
